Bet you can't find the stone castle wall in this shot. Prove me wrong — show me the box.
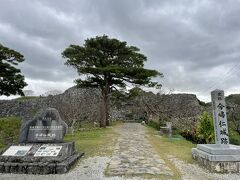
[0,87,102,127]
[111,93,204,130]
[0,87,204,130]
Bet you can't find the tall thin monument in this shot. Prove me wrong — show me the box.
[192,89,240,173]
[211,89,229,145]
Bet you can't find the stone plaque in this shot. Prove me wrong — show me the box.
[211,89,229,145]
[27,124,63,142]
[18,108,68,143]
[2,146,32,156]
[34,145,62,157]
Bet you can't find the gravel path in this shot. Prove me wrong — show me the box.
[168,155,240,180]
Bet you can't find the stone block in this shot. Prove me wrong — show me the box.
[197,144,240,155]
[159,122,172,137]
[0,142,83,174]
[192,145,240,173]
[192,147,240,161]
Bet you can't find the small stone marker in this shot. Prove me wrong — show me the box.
[159,122,172,137]
[211,89,229,145]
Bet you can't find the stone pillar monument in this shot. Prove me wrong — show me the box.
[192,89,240,173]
[211,90,229,145]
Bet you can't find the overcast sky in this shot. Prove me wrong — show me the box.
[1,0,240,102]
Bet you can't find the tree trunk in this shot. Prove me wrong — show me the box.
[99,101,106,128]
[99,91,107,128]
[106,108,110,126]
[100,85,110,128]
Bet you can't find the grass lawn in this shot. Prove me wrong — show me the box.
[0,116,21,149]
[146,126,196,163]
[0,117,121,158]
[146,126,196,179]
[64,121,122,158]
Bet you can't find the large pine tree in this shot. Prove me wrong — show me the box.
[62,35,162,127]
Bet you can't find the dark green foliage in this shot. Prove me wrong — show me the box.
[0,44,27,96]
[226,95,240,134]
[226,94,240,105]
[181,112,240,145]
[228,121,240,145]
[111,86,146,102]
[229,128,240,145]
[147,121,161,131]
[0,117,21,148]
[198,99,211,107]
[62,35,162,127]
[111,86,148,99]
[128,87,145,98]
[62,35,162,89]
[111,89,128,102]
[180,129,200,143]
[125,113,134,120]
[181,112,214,144]
[228,110,240,134]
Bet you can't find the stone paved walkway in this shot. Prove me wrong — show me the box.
[105,123,173,177]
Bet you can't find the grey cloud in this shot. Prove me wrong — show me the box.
[0,0,240,101]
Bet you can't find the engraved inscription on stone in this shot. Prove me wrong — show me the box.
[18,108,68,143]
[28,124,63,142]
[34,145,62,157]
[2,146,32,156]
[211,89,229,145]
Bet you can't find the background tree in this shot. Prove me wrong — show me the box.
[45,90,62,96]
[62,35,162,127]
[23,90,34,96]
[0,44,27,96]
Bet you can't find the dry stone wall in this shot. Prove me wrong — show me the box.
[0,87,204,131]
[110,93,204,130]
[0,87,102,127]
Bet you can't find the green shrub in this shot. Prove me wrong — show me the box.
[0,117,21,148]
[196,111,214,144]
[181,111,240,145]
[147,121,160,131]
[228,121,240,145]
[180,128,205,144]
[229,129,240,145]
[181,111,214,144]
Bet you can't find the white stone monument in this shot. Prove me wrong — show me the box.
[211,90,229,145]
[192,89,240,173]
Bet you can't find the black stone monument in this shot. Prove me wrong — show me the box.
[0,108,84,174]
[18,108,68,143]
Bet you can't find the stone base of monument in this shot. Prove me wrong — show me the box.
[192,144,240,173]
[0,142,84,174]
